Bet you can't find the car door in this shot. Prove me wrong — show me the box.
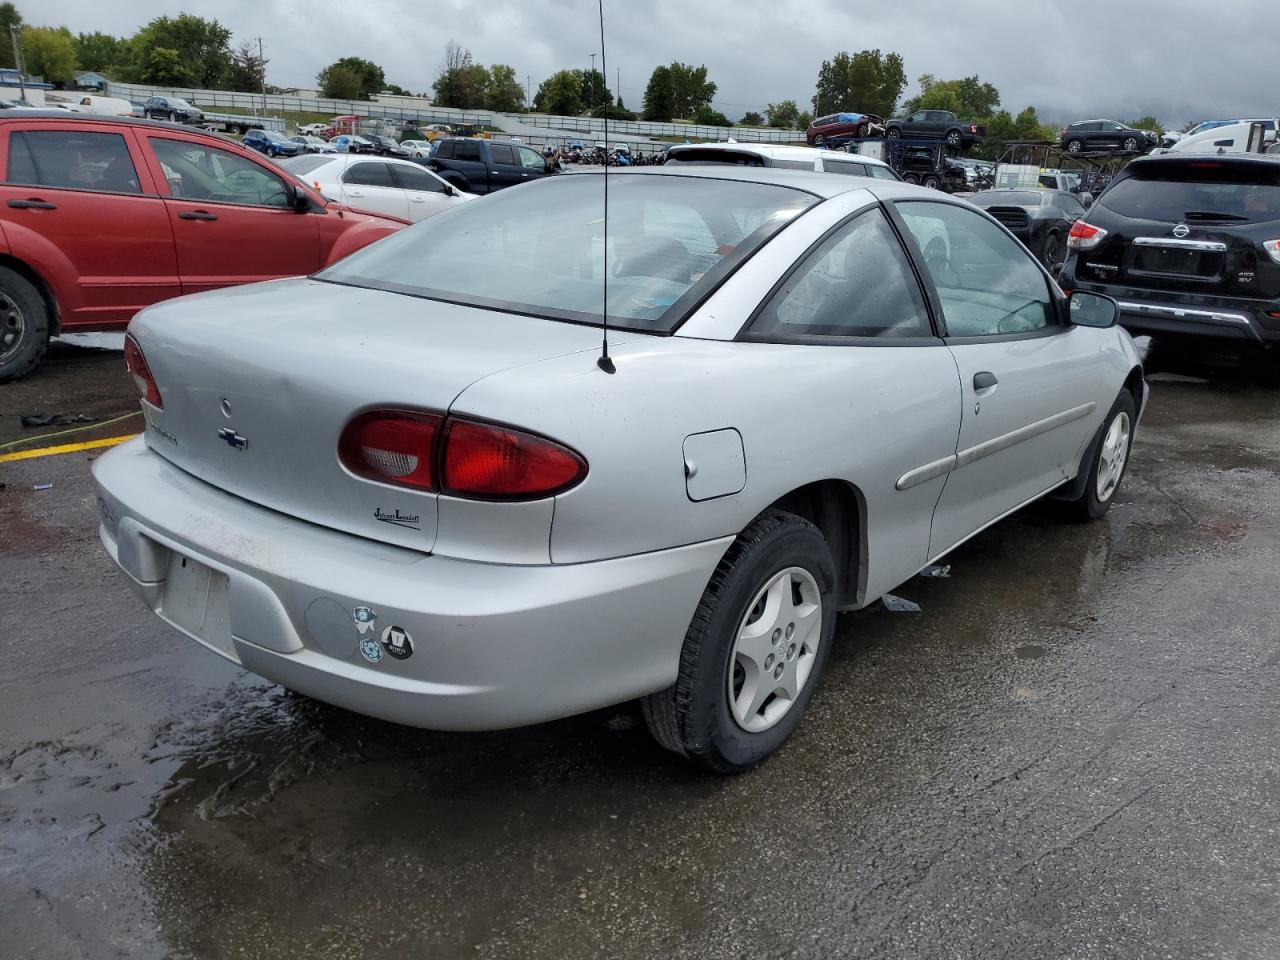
[486,142,523,191]
[388,162,459,221]
[448,139,490,192]
[336,161,409,219]
[142,134,321,294]
[740,203,963,599]
[0,123,178,327]
[893,199,1107,559]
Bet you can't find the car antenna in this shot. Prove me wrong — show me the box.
[595,0,616,374]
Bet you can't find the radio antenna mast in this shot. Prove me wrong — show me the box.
[595,0,615,374]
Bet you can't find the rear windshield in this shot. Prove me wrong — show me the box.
[971,191,1044,206]
[279,155,331,176]
[319,173,816,333]
[1100,162,1280,223]
[666,149,765,167]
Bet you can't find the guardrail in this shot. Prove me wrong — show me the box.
[105,80,806,144]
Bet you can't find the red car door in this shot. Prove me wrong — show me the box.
[141,133,321,295]
[0,121,178,329]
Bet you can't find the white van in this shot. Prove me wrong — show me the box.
[70,95,135,117]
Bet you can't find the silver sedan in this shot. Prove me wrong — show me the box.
[94,168,1145,772]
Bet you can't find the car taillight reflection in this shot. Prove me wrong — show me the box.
[123,334,162,408]
[338,410,586,500]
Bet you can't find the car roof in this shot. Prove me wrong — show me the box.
[567,164,948,202]
[1127,151,1280,170]
[666,142,891,168]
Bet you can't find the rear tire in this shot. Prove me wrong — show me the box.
[642,510,837,773]
[0,266,51,383]
[903,173,920,185]
[923,174,941,190]
[886,126,902,139]
[1041,230,1063,267]
[1062,390,1137,521]
[945,129,962,148]
[1066,139,1083,154]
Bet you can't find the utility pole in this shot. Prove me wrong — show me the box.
[257,36,267,113]
[616,67,620,107]
[588,53,596,119]
[9,25,25,104]
[526,74,531,112]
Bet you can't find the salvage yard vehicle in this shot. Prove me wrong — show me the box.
[1061,153,1280,344]
[289,135,336,154]
[280,154,472,222]
[95,167,1145,772]
[665,142,900,180]
[0,113,406,380]
[143,96,204,124]
[1059,120,1158,155]
[969,188,1087,266]
[806,111,882,146]
[885,110,986,148]
[429,137,557,193]
[242,128,302,158]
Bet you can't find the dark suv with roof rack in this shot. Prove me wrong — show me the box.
[1060,154,1280,344]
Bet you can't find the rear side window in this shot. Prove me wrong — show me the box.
[771,159,815,171]
[1100,163,1280,223]
[435,140,455,160]
[6,130,141,194]
[454,141,482,162]
[391,164,445,193]
[489,143,516,165]
[748,207,932,341]
[823,160,869,177]
[665,149,765,167]
[868,165,898,180]
[343,162,395,187]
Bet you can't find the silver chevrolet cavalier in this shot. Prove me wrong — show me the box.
[94,168,1146,772]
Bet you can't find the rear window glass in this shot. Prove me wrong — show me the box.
[319,174,816,333]
[971,191,1044,206]
[665,149,765,167]
[1100,162,1280,222]
[6,130,141,193]
[279,155,330,176]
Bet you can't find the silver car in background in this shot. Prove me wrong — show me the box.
[94,168,1145,772]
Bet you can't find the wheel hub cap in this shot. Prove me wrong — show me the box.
[1096,411,1131,502]
[727,567,822,733]
[0,291,25,363]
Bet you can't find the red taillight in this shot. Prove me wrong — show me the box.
[339,410,442,490]
[443,419,586,499]
[1067,220,1108,250]
[123,333,162,408]
[337,410,586,500]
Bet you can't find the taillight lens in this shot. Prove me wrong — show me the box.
[1263,239,1280,264]
[1067,221,1108,250]
[443,419,586,499]
[338,410,442,490]
[337,410,587,499]
[123,333,162,408]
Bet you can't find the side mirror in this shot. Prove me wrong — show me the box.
[1068,290,1119,328]
[289,184,311,213]
[442,184,456,197]
[1080,191,1094,208]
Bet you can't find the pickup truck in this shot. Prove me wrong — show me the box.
[428,138,556,194]
[884,110,986,149]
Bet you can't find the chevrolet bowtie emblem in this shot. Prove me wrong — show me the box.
[217,427,248,450]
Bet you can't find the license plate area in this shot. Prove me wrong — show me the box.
[160,551,236,661]
[1131,245,1223,281]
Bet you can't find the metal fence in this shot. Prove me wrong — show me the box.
[106,80,806,144]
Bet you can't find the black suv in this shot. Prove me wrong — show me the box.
[1060,120,1158,154]
[143,96,204,124]
[1061,154,1280,344]
[366,135,410,158]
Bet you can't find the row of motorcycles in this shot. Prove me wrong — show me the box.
[555,146,668,166]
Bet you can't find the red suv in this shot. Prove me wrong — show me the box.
[0,114,406,380]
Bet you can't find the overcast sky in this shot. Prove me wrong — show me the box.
[37,0,1275,126]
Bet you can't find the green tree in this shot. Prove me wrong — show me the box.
[594,97,636,121]
[902,74,1000,118]
[0,4,23,70]
[21,26,77,84]
[318,66,359,99]
[572,68,611,112]
[73,32,126,75]
[739,110,763,126]
[317,56,385,100]
[128,14,232,88]
[694,105,730,127]
[485,64,524,112]
[667,62,716,118]
[812,50,906,119]
[432,42,488,109]
[383,82,411,96]
[641,65,674,122]
[534,69,582,116]
[765,99,799,129]
[1128,114,1164,135]
[226,40,266,93]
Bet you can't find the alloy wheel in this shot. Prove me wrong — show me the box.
[0,290,26,364]
[726,567,822,734]
[1096,411,1131,502]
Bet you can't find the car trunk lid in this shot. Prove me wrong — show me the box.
[131,277,608,553]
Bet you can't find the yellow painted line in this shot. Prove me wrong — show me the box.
[0,433,138,464]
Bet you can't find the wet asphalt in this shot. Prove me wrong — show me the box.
[3,335,1280,959]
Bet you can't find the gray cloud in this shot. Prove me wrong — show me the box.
[38,0,1275,126]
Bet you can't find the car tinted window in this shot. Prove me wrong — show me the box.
[436,140,454,159]
[1100,162,1280,223]
[343,162,395,187]
[896,200,1054,337]
[665,149,765,166]
[320,175,815,333]
[6,130,142,194]
[149,137,290,208]
[868,164,899,180]
[391,164,445,192]
[749,208,930,340]
[771,158,815,171]
[823,159,869,176]
[455,141,482,162]
[489,143,516,165]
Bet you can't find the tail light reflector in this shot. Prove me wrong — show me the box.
[123,334,162,408]
[1263,239,1280,264]
[1067,221,1108,250]
[339,410,441,490]
[443,419,586,499]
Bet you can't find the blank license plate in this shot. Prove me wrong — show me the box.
[161,552,236,660]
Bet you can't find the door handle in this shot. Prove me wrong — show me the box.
[409,196,426,202]
[973,371,999,391]
[8,198,57,210]
[347,190,364,197]
[178,210,218,221]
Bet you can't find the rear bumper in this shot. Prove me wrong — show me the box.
[92,438,730,730]
[1066,276,1280,343]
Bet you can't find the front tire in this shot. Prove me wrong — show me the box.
[923,174,941,190]
[1122,136,1139,152]
[1063,391,1136,521]
[1066,138,1083,154]
[945,129,962,148]
[0,266,51,383]
[1041,230,1063,267]
[642,510,837,773]
[886,126,902,139]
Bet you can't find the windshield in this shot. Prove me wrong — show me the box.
[1101,162,1280,223]
[972,191,1045,206]
[319,173,816,332]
